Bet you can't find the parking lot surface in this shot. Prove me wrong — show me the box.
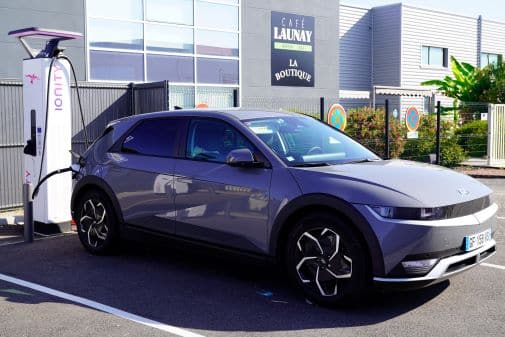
[0,178,504,337]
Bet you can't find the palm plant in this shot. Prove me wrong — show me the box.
[422,56,482,122]
[421,56,480,102]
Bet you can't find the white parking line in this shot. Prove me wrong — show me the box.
[497,216,505,220]
[0,273,205,337]
[481,263,505,271]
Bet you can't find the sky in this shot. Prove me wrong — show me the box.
[344,0,505,22]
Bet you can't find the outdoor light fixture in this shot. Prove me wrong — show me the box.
[370,206,446,220]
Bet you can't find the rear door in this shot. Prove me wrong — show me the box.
[106,117,186,234]
[173,118,272,253]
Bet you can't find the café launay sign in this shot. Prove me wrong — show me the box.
[271,11,315,87]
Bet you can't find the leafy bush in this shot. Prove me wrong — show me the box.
[346,107,406,158]
[455,120,488,157]
[401,114,468,167]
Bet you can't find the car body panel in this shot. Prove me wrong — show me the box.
[354,203,497,275]
[71,108,498,286]
[288,160,492,208]
[173,159,272,253]
[104,153,177,234]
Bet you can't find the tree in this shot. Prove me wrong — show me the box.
[421,56,481,102]
[476,61,505,103]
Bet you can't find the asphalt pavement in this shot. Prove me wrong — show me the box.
[0,178,504,337]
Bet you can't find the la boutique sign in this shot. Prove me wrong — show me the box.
[271,11,315,87]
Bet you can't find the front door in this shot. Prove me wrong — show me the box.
[173,118,272,253]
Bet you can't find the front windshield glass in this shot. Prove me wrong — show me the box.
[243,115,380,166]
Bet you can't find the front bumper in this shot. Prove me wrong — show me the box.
[354,203,498,284]
[373,239,496,288]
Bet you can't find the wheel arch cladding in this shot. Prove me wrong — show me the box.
[71,176,124,225]
[270,193,386,277]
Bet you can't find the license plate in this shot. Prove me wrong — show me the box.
[464,229,492,252]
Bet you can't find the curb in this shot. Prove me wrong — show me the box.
[466,174,505,179]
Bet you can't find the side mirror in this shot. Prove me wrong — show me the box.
[226,148,263,168]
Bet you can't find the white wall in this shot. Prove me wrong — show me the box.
[400,5,478,88]
[481,19,505,58]
[372,4,402,87]
[339,5,371,91]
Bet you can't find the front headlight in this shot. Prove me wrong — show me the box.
[370,206,446,220]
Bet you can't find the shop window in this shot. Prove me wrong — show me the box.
[147,55,194,82]
[196,30,238,57]
[146,0,194,25]
[196,1,238,30]
[90,51,144,81]
[197,58,239,84]
[87,0,142,20]
[146,24,194,54]
[88,19,143,50]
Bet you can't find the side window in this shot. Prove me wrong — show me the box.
[186,119,254,163]
[121,118,179,157]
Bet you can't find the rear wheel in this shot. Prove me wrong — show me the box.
[285,213,369,306]
[76,189,119,255]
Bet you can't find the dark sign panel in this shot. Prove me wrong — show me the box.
[271,11,315,87]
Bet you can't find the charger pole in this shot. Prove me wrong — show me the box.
[23,182,34,242]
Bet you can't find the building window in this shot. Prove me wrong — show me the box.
[481,53,501,67]
[421,46,448,67]
[86,0,240,107]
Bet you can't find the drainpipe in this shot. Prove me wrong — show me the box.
[477,15,482,68]
[370,9,375,108]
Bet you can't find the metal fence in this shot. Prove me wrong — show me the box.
[489,104,505,167]
[0,80,169,210]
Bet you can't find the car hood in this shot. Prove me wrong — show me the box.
[288,160,492,208]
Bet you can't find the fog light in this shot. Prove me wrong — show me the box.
[401,258,439,275]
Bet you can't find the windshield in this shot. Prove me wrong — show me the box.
[243,115,380,166]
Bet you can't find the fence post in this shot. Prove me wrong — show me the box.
[384,99,390,159]
[487,104,493,166]
[233,89,239,108]
[436,101,441,165]
[320,97,325,121]
[23,183,34,243]
[163,80,170,110]
[129,82,136,115]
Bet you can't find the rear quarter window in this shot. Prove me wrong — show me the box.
[121,119,179,157]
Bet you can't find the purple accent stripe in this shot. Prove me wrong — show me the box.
[8,27,82,40]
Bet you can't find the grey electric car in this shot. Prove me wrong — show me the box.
[71,109,497,305]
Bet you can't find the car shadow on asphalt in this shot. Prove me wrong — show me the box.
[0,235,450,333]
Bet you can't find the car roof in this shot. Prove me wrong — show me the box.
[120,108,301,123]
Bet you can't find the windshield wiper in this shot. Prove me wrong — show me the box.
[292,162,333,167]
[344,158,381,164]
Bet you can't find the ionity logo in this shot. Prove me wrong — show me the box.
[25,73,40,84]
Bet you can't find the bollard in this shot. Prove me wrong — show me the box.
[23,183,34,243]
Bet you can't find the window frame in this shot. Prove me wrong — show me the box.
[110,117,188,159]
[421,45,449,68]
[85,0,241,98]
[182,117,271,167]
[481,52,502,67]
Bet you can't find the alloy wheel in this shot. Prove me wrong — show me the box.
[295,227,352,297]
[79,199,109,248]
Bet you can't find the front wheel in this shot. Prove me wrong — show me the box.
[75,189,119,255]
[285,213,369,306]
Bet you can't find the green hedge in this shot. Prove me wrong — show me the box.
[455,120,488,157]
[344,108,468,167]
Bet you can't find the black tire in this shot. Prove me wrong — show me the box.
[285,212,369,306]
[75,189,120,255]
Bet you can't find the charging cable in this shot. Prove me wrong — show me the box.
[34,53,89,199]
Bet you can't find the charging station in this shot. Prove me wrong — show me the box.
[9,27,83,233]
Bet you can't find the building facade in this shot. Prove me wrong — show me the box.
[339,3,505,114]
[0,0,339,109]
